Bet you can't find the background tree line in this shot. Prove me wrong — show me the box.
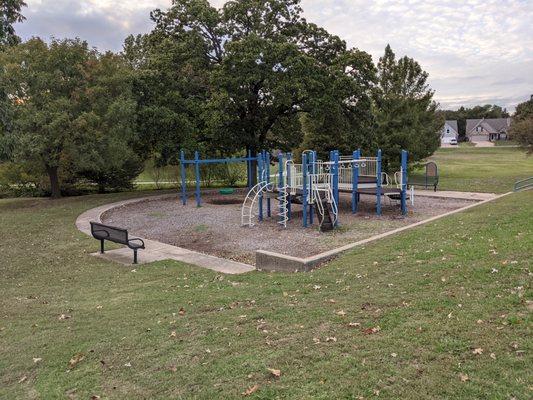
[1,0,444,198]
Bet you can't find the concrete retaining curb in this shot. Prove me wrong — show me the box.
[256,192,512,272]
[77,191,512,274]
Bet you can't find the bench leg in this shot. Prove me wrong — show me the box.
[133,249,138,264]
[100,239,105,254]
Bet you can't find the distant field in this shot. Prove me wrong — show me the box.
[425,147,532,193]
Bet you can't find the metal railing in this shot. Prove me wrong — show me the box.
[514,177,533,192]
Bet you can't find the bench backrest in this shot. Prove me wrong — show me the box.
[426,162,438,178]
[90,222,129,244]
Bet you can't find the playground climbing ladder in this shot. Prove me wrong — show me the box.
[241,181,273,227]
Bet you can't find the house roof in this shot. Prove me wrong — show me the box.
[466,119,483,133]
[466,118,511,135]
[445,120,458,132]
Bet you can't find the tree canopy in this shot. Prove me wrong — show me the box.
[0,38,142,197]
[125,0,378,171]
[509,96,533,153]
[1,0,447,197]
[372,45,441,170]
[0,0,26,47]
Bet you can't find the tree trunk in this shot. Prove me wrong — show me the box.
[45,165,61,199]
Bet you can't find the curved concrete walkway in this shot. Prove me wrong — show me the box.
[76,194,255,274]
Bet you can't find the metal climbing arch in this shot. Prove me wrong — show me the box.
[241,181,274,227]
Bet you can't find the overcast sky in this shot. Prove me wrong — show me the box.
[15,0,533,111]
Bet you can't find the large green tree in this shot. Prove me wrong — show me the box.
[509,96,533,153]
[0,38,142,197]
[373,44,441,171]
[0,0,26,47]
[0,38,93,198]
[68,52,144,192]
[126,0,376,174]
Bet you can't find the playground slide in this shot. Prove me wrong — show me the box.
[314,191,337,232]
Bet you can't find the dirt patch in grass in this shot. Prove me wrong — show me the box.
[102,192,477,264]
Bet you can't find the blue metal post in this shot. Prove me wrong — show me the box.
[309,151,315,225]
[266,151,271,217]
[180,150,187,205]
[352,149,359,213]
[376,149,382,216]
[278,153,284,225]
[334,150,340,209]
[329,150,339,226]
[194,151,201,207]
[246,149,252,189]
[302,152,308,228]
[287,152,292,220]
[258,152,264,221]
[401,150,408,215]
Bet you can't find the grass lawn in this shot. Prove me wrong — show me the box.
[1,189,531,399]
[427,147,533,193]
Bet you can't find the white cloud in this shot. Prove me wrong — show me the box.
[14,0,533,111]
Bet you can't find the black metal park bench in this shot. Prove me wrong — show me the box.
[90,222,145,264]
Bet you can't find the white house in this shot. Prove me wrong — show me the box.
[441,120,458,145]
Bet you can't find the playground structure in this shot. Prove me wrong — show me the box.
[178,148,410,232]
[241,149,409,231]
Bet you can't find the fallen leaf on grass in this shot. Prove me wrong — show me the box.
[490,353,496,359]
[33,357,42,364]
[391,353,397,358]
[68,353,85,369]
[325,336,337,342]
[90,396,101,400]
[459,373,469,382]
[18,376,27,384]
[58,314,71,321]
[362,326,381,335]
[348,322,361,328]
[124,362,132,367]
[267,368,281,377]
[472,348,483,355]
[336,310,346,316]
[178,308,186,316]
[168,365,177,372]
[169,331,177,338]
[242,384,259,396]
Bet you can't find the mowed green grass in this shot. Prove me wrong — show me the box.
[427,147,533,193]
[0,190,531,399]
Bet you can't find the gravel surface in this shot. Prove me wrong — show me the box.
[102,191,477,265]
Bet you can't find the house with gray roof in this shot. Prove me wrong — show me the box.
[441,120,458,145]
[466,118,511,143]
